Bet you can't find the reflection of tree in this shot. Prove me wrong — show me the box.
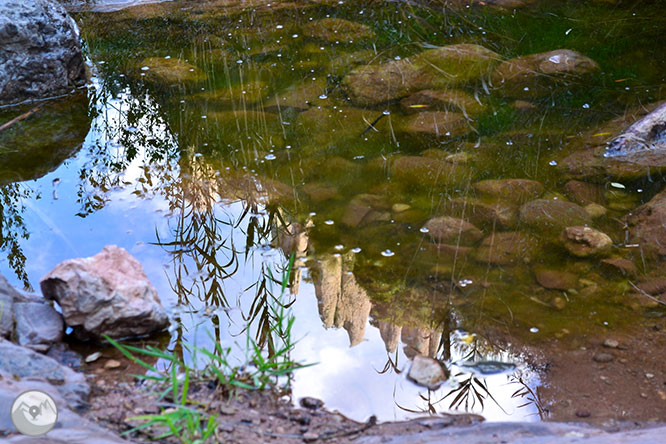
[76,81,180,217]
[0,183,32,289]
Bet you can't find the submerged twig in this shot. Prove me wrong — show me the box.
[0,105,42,132]
[629,281,666,306]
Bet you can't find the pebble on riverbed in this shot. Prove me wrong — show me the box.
[561,226,612,258]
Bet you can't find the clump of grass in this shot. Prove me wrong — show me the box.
[105,253,310,443]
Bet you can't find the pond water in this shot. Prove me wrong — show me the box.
[1,0,665,424]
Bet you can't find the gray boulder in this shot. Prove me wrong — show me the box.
[0,368,126,443]
[14,301,64,352]
[40,245,169,339]
[0,339,89,410]
[0,0,86,105]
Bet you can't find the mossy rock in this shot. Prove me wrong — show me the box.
[302,18,375,43]
[137,57,205,85]
[342,44,500,106]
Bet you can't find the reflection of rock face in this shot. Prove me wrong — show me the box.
[277,218,310,295]
[0,94,89,184]
[378,321,402,353]
[311,254,372,347]
[402,327,441,359]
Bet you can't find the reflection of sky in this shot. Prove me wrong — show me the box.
[0,77,540,424]
[289,280,541,422]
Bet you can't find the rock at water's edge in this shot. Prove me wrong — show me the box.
[40,245,169,339]
[0,0,86,105]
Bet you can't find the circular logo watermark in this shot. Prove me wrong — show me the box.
[10,390,58,436]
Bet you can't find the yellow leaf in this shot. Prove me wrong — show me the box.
[592,132,611,137]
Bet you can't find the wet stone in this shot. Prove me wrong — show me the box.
[302,183,338,203]
[491,49,600,98]
[407,355,448,389]
[519,199,592,232]
[446,197,518,229]
[600,257,637,277]
[473,179,544,204]
[564,180,606,206]
[399,89,484,116]
[341,194,389,228]
[475,232,539,265]
[575,409,592,418]
[302,18,375,43]
[626,187,666,257]
[584,203,608,219]
[391,156,471,187]
[343,44,499,105]
[423,216,483,246]
[399,111,471,138]
[534,269,578,291]
[138,57,205,84]
[561,226,612,258]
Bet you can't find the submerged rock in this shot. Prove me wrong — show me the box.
[561,226,612,258]
[476,232,539,265]
[0,0,86,105]
[564,180,606,205]
[391,156,472,187]
[399,89,484,116]
[343,44,500,105]
[626,187,666,257]
[558,146,666,181]
[491,49,599,98]
[604,102,666,160]
[341,194,389,228]
[558,102,666,181]
[534,268,578,291]
[475,232,538,265]
[600,257,637,277]
[407,355,448,389]
[269,79,327,111]
[302,18,375,43]
[473,179,544,204]
[399,111,471,138]
[138,57,205,84]
[40,245,169,339]
[423,216,483,246]
[519,199,591,232]
[446,197,518,229]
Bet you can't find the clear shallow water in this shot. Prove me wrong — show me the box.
[1,0,665,423]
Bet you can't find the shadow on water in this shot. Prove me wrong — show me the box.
[1,0,666,423]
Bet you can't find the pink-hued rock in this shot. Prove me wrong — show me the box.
[40,245,168,338]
